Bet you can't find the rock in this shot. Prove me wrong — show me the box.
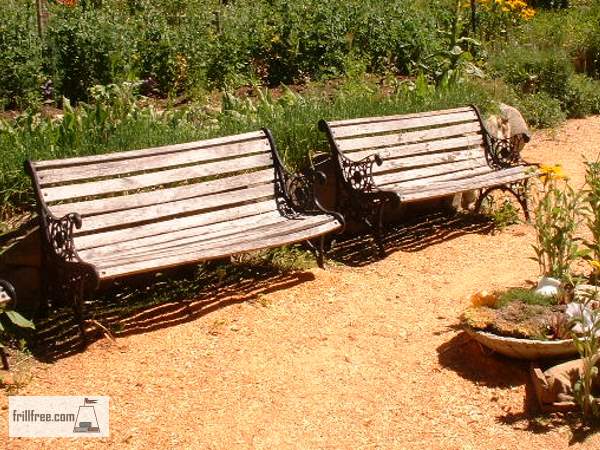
[499,103,531,142]
[532,358,600,410]
[534,276,561,297]
[574,284,600,303]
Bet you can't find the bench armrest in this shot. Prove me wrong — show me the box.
[276,167,345,226]
[0,279,17,308]
[44,211,84,263]
[337,151,382,195]
[470,105,530,169]
[484,134,529,169]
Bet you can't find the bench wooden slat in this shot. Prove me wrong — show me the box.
[42,153,273,203]
[372,148,484,175]
[74,200,279,250]
[95,221,340,279]
[348,135,484,162]
[38,139,271,185]
[381,165,493,190]
[333,121,481,153]
[373,157,488,186]
[332,111,479,141]
[78,211,288,260]
[85,215,336,264]
[49,169,275,217]
[339,124,481,153]
[326,106,474,129]
[400,167,532,202]
[33,131,267,169]
[76,183,276,234]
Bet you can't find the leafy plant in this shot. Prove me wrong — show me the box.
[0,0,44,109]
[483,197,521,230]
[420,0,484,87]
[532,165,583,280]
[514,91,566,128]
[584,159,600,283]
[570,291,600,419]
[0,282,34,362]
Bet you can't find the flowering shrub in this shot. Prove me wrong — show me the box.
[473,0,536,40]
[532,164,583,281]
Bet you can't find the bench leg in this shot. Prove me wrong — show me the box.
[305,236,326,268]
[316,235,325,269]
[69,276,89,348]
[474,179,531,222]
[364,204,386,257]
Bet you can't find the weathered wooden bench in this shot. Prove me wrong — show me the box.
[319,105,536,253]
[26,129,343,334]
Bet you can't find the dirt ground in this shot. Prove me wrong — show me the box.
[3,117,600,449]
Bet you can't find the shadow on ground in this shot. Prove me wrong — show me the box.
[437,331,530,389]
[329,211,494,267]
[438,332,600,444]
[31,263,314,362]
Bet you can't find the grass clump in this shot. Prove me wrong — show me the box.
[494,287,558,308]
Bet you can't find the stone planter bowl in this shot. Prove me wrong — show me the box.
[465,328,578,360]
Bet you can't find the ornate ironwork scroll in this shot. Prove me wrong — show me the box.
[485,135,524,169]
[46,213,81,261]
[338,153,381,193]
[274,166,328,218]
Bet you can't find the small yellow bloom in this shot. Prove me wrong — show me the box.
[590,260,600,272]
[539,164,566,182]
[470,290,497,307]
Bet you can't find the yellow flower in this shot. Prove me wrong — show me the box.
[470,290,497,307]
[590,260,600,272]
[539,164,566,182]
[521,7,535,20]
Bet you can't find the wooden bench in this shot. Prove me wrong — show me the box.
[25,129,344,335]
[319,105,536,253]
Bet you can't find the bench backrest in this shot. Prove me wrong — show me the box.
[321,106,490,189]
[26,130,281,240]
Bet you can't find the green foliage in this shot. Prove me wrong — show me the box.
[532,170,583,280]
[490,47,574,101]
[584,160,600,277]
[494,287,557,309]
[514,91,566,128]
[564,74,600,118]
[484,198,521,230]
[2,0,448,103]
[46,5,135,102]
[570,291,600,419]
[0,287,34,350]
[0,1,44,109]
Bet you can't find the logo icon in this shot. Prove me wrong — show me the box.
[73,398,100,433]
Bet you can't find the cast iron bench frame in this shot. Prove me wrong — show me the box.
[26,129,344,337]
[319,105,536,253]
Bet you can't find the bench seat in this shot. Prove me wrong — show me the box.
[78,212,340,279]
[393,165,531,202]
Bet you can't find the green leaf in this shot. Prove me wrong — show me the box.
[4,311,35,329]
